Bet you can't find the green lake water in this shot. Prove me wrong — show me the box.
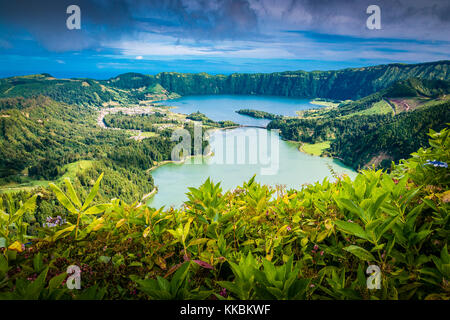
[147,95,356,208]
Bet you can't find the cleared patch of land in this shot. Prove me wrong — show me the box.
[309,99,341,108]
[0,160,95,193]
[300,141,331,156]
[340,100,394,119]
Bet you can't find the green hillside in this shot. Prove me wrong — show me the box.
[268,78,450,169]
[0,96,178,202]
[153,61,449,99]
[1,61,448,106]
[0,126,448,300]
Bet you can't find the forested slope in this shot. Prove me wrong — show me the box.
[268,78,450,169]
[0,96,176,201]
[153,61,449,99]
[1,61,448,105]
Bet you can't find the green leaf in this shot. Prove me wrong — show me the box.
[375,215,398,242]
[170,261,190,295]
[83,204,111,215]
[0,237,6,248]
[369,192,388,219]
[422,199,439,212]
[49,183,78,214]
[98,256,111,264]
[156,276,170,292]
[217,281,242,298]
[441,244,450,264]
[187,238,209,248]
[27,267,49,299]
[400,187,421,207]
[48,225,76,242]
[0,254,8,273]
[334,220,368,240]
[81,173,104,211]
[335,198,367,222]
[48,272,67,291]
[344,245,376,262]
[64,178,82,209]
[33,252,44,273]
[12,195,37,223]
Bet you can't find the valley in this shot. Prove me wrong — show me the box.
[0,61,449,301]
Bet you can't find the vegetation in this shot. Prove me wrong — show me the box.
[269,78,450,168]
[301,141,331,156]
[154,61,449,100]
[0,63,449,300]
[186,111,237,128]
[309,98,342,108]
[103,112,178,133]
[0,95,205,219]
[236,109,282,120]
[0,127,448,300]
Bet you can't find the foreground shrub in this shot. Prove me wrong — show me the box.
[0,127,448,300]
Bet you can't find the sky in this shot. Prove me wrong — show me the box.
[0,0,449,79]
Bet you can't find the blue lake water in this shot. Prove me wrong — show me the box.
[147,95,356,208]
[158,95,317,126]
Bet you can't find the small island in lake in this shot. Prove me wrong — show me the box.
[235,109,283,120]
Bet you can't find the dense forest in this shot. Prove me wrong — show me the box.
[1,62,449,108]
[236,109,282,120]
[103,112,178,134]
[268,78,450,169]
[153,61,449,99]
[0,96,180,207]
[185,111,237,128]
[0,61,449,213]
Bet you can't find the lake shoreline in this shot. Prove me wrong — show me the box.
[147,95,354,184]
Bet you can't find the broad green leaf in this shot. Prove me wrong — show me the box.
[335,198,367,222]
[49,183,78,214]
[116,218,127,228]
[12,195,37,223]
[369,192,388,219]
[64,178,82,209]
[48,272,67,291]
[187,238,209,248]
[0,237,6,249]
[83,204,111,215]
[33,252,44,272]
[375,215,399,242]
[0,254,8,273]
[170,261,190,295]
[441,244,450,264]
[334,220,368,240]
[81,173,104,211]
[344,245,376,262]
[27,267,49,299]
[47,225,75,242]
[98,256,111,264]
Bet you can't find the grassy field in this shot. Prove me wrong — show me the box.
[309,99,341,108]
[300,141,331,156]
[0,160,95,194]
[340,100,393,119]
[59,160,95,180]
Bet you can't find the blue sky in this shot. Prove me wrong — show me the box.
[0,0,449,79]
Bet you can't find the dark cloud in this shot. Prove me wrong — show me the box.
[0,0,448,52]
[0,0,260,51]
[0,0,134,51]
